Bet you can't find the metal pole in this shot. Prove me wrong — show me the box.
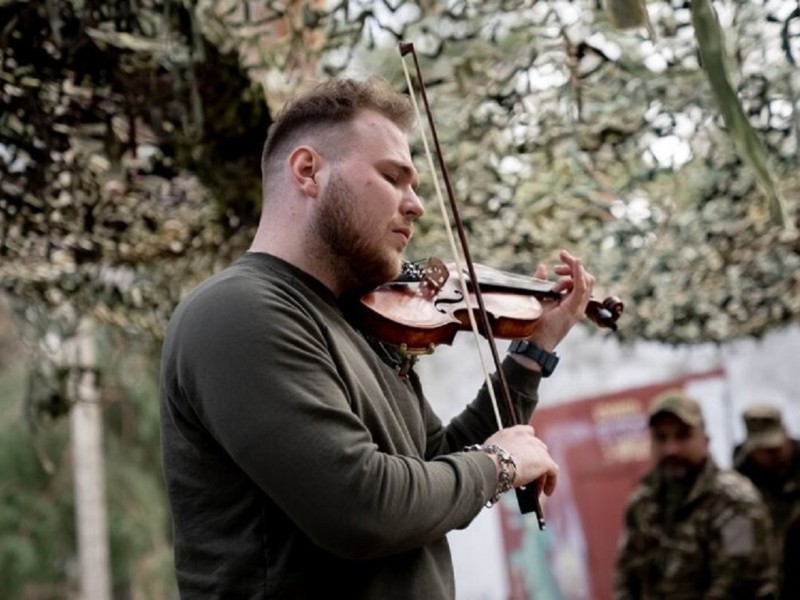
[68,318,111,600]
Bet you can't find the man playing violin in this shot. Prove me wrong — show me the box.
[160,77,595,598]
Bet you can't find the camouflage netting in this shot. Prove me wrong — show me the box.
[1,0,268,340]
[1,0,799,346]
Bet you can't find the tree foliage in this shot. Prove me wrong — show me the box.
[0,321,174,598]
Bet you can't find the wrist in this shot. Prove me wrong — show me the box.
[464,444,517,507]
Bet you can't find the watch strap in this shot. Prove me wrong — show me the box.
[508,340,559,377]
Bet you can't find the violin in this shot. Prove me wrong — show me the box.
[355,257,624,356]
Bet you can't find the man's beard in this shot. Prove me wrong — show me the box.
[314,171,403,291]
[658,456,703,483]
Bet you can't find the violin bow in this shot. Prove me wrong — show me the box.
[399,42,547,529]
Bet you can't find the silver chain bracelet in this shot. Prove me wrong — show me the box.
[464,444,517,507]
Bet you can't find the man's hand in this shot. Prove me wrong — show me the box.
[513,250,595,361]
[484,425,559,496]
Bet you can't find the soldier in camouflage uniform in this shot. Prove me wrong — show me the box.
[734,404,800,596]
[613,390,778,599]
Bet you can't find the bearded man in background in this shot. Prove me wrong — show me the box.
[613,390,777,599]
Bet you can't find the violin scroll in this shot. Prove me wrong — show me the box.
[586,296,625,331]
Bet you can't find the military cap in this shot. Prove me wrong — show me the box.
[648,389,704,428]
[742,403,787,451]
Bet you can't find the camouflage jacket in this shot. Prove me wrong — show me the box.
[736,439,800,555]
[613,458,778,600]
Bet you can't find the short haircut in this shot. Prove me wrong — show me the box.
[260,77,415,180]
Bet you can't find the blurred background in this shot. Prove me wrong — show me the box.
[1,0,798,598]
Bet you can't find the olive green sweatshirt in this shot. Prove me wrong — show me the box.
[160,252,541,598]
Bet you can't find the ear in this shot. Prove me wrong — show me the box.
[288,146,321,198]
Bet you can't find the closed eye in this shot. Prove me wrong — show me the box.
[378,159,419,189]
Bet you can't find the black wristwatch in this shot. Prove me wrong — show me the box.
[508,340,559,377]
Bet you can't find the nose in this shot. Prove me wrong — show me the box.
[659,437,683,458]
[402,188,425,221]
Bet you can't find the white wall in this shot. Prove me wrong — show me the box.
[416,323,800,600]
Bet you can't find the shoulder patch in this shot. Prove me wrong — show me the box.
[720,513,755,556]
